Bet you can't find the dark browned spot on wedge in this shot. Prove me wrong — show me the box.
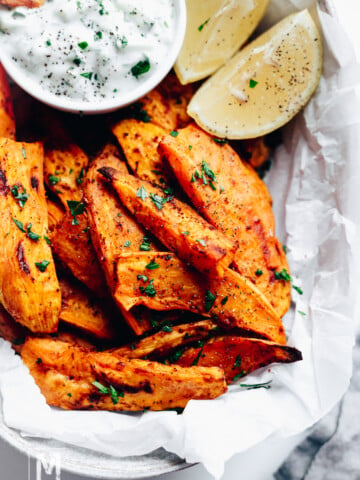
[97,167,116,182]
[16,241,30,275]
[0,169,9,196]
[31,176,39,191]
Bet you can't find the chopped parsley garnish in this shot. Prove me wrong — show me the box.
[12,337,25,346]
[274,268,291,282]
[131,57,151,79]
[127,102,151,123]
[94,31,102,40]
[48,175,60,185]
[45,40,51,47]
[136,185,149,200]
[35,260,50,272]
[11,185,29,208]
[198,18,210,32]
[233,355,242,369]
[196,239,206,247]
[26,223,41,241]
[292,285,303,295]
[78,41,88,50]
[150,193,165,210]
[139,280,156,297]
[12,218,26,233]
[233,371,247,381]
[146,260,160,270]
[202,160,216,182]
[21,147,27,159]
[168,348,184,362]
[44,236,51,245]
[76,167,85,185]
[120,35,128,48]
[255,269,263,276]
[190,174,196,183]
[191,341,206,366]
[140,236,151,251]
[283,245,287,254]
[67,393,72,397]
[170,130,179,137]
[213,138,228,146]
[221,296,229,306]
[36,358,42,364]
[92,381,108,394]
[204,290,216,312]
[67,200,85,225]
[161,325,173,333]
[239,381,272,390]
[124,240,131,247]
[137,274,148,282]
[188,145,192,150]
[73,58,82,66]
[182,231,190,237]
[80,72,93,80]
[298,310,306,316]
[109,385,119,405]
[249,79,258,88]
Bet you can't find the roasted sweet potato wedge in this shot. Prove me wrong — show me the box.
[209,268,286,345]
[59,277,117,341]
[112,119,168,185]
[0,64,15,139]
[46,198,65,231]
[137,89,178,132]
[50,209,107,297]
[159,124,290,316]
[0,138,61,332]
[0,0,44,7]
[172,336,302,381]
[115,252,205,313]
[22,337,227,411]
[98,169,237,276]
[111,319,218,359]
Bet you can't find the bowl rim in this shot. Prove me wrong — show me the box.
[0,0,187,114]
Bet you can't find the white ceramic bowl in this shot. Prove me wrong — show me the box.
[0,0,186,115]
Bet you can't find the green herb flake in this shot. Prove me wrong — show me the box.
[21,147,27,159]
[196,239,206,247]
[213,138,228,146]
[170,130,179,137]
[283,245,287,254]
[298,310,306,316]
[78,41,88,50]
[12,337,25,346]
[221,296,229,306]
[67,200,85,225]
[202,160,217,182]
[76,167,85,185]
[140,236,151,251]
[233,355,242,369]
[94,31,102,40]
[232,371,247,381]
[124,240,131,247]
[26,223,41,241]
[45,40,51,47]
[120,35,128,48]
[67,393,72,397]
[292,285,303,295]
[109,385,119,405]
[44,236,51,245]
[139,280,156,297]
[188,145,192,150]
[12,218,26,233]
[204,290,216,312]
[249,79,258,88]
[150,193,164,210]
[36,358,42,364]
[80,72,93,80]
[239,381,272,390]
[131,57,151,79]
[137,274,148,282]
[198,18,210,32]
[136,185,149,201]
[161,325,173,333]
[255,269,263,276]
[73,58,82,66]
[92,381,109,394]
[146,260,160,270]
[48,175,60,185]
[274,268,291,282]
[182,231,190,237]
[191,342,205,366]
[35,260,50,272]
[11,185,29,209]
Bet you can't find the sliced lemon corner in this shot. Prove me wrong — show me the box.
[187,9,323,140]
[175,0,270,85]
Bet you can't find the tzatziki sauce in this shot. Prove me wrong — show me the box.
[0,0,176,102]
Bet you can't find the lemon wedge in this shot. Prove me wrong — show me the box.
[187,9,323,139]
[175,0,270,85]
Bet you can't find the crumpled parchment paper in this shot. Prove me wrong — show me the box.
[1,1,360,478]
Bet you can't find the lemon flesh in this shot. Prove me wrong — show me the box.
[175,0,270,85]
[187,9,323,139]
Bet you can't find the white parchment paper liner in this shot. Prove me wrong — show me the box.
[1,1,360,478]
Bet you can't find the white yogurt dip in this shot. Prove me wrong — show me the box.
[0,0,176,103]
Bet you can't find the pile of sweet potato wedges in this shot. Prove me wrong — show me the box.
[0,65,301,411]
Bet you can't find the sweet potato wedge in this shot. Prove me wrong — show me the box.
[50,209,107,297]
[209,268,286,344]
[159,124,291,316]
[98,169,237,276]
[46,198,65,231]
[111,319,218,359]
[0,138,61,332]
[112,119,168,185]
[0,65,15,139]
[0,0,44,7]
[115,252,205,313]
[59,277,117,341]
[137,89,178,132]
[172,336,302,381]
[21,337,227,411]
